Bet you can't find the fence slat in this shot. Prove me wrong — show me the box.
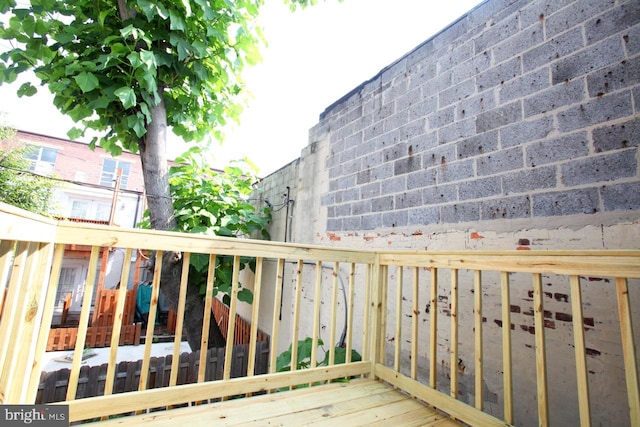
[247,257,263,380]
[616,277,640,426]
[450,269,459,399]
[474,270,483,410]
[533,273,549,426]
[311,261,322,370]
[103,248,133,397]
[170,252,190,387]
[411,267,419,380]
[501,271,513,424]
[66,246,100,401]
[139,250,163,391]
[222,255,242,390]
[269,258,284,376]
[346,263,356,364]
[329,262,340,366]
[290,260,304,376]
[570,275,591,427]
[394,266,403,373]
[429,267,438,389]
[198,254,216,383]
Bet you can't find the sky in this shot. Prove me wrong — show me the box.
[0,0,483,176]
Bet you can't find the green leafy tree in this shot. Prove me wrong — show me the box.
[0,127,55,215]
[0,0,322,350]
[140,145,271,347]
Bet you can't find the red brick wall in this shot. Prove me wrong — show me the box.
[2,131,146,191]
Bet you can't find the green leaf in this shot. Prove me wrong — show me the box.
[237,288,253,304]
[190,253,209,273]
[323,347,362,366]
[0,0,17,14]
[127,51,141,68]
[67,127,83,140]
[87,96,110,110]
[74,72,99,93]
[139,50,157,70]
[16,81,37,97]
[169,9,187,31]
[127,113,146,137]
[98,10,110,27]
[114,86,136,108]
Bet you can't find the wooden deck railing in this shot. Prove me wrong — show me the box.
[0,202,638,426]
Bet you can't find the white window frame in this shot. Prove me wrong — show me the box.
[23,145,57,176]
[100,159,131,189]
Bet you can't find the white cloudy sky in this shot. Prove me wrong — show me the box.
[0,0,482,175]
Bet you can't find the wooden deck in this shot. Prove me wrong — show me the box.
[1,203,639,426]
[95,379,461,426]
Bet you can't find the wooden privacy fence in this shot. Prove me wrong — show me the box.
[212,296,270,345]
[92,289,137,327]
[47,289,141,351]
[37,342,270,403]
[47,324,142,351]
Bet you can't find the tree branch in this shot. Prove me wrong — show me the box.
[117,0,136,20]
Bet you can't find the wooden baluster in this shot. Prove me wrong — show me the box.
[379,265,388,365]
[411,267,419,380]
[269,258,285,377]
[329,262,340,366]
[66,246,100,401]
[223,255,241,384]
[450,269,459,399]
[616,277,640,426]
[247,257,263,375]
[362,264,372,362]
[533,273,549,426]
[474,270,483,410]
[346,263,356,363]
[197,254,216,383]
[570,275,591,427]
[290,259,304,378]
[311,261,322,370]
[501,271,513,424]
[429,267,438,389]
[394,266,403,374]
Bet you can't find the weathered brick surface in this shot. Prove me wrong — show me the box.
[319,0,639,232]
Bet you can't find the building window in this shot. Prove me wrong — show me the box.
[56,267,77,308]
[69,199,112,222]
[23,145,57,176]
[69,200,89,219]
[70,200,89,219]
[100,159,130,189]
[95,202,111,222]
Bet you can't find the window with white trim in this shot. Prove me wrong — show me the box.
[69,199,111,221]
[56,267,77,308]
[100,159,131,189]
[23,145,57,176]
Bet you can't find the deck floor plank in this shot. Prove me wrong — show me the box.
[93,379,461,426]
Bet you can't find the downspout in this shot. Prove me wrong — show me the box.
[279,186,293,320]
[133,192,142,228]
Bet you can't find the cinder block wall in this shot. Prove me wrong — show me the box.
[319,0,639,237]
[255,1,639,425]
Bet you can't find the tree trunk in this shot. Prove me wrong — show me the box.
[138,94,226,350]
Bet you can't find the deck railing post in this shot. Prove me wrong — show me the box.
[616,277,640,426]
[369,254,383,373]
[0,240,56,404]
